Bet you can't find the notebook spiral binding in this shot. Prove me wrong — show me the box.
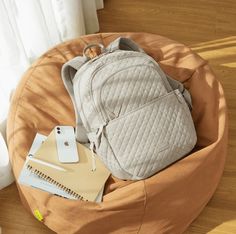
[27,165,85,200]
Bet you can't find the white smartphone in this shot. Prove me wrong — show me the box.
[55,126,79,163]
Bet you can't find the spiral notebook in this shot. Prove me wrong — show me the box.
[25,129,110,202]
[18,133,79,200]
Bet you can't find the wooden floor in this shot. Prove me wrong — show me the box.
[1,0,236,233]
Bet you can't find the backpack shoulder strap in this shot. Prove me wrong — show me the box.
[61,56,87,103]
[61,56,89,143]
[106,37,145,53]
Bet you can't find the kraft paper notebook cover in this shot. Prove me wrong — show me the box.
[25,129,110,202]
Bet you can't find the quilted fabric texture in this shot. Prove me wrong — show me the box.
[104,90,196,179]
[7,33,228,234]
[100,53,168,116]
[70,43,196,180]
[74,51,169,130]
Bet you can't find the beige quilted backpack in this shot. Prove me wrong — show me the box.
[61,37,197,180]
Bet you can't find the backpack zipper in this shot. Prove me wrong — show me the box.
[76,51,130,131]
[97,63,171,123]
[77,52,168,131]
[75,51,112,131]
[89,53,147,125]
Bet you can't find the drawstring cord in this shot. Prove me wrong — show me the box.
[88,123,107,172]
[90,142,96,172]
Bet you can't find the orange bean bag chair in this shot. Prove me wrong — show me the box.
[7,33,228,234]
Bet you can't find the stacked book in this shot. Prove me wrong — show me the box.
[18,126,110,202]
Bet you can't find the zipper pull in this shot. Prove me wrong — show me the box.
[89,142,96,172]
[88,123,107,172]
[96,123,106,138]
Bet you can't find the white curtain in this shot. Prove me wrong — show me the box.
[0,0,103,189]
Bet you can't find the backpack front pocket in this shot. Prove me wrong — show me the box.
[102,89,197,180]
